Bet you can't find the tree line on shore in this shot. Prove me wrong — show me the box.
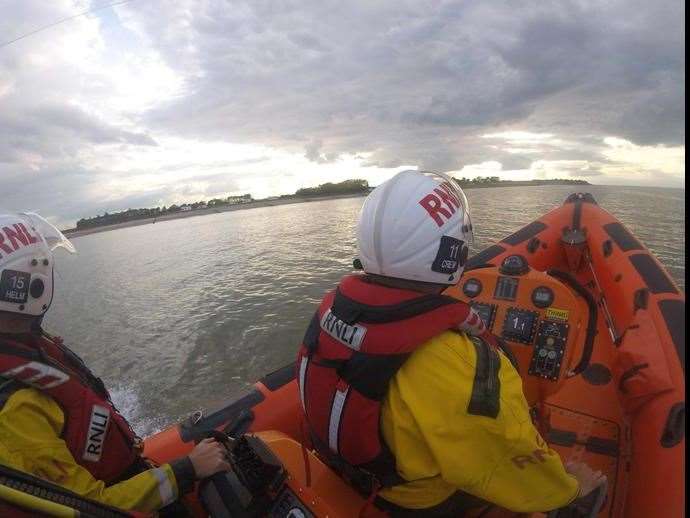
[74,180,370,229]
[73,176,588,230]
[451,176,589,186]
[75,194,253,229]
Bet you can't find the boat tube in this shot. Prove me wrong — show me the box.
[2,193,684,517]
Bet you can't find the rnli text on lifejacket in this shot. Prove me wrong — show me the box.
[83,405,111,462]
[320,309,367,350]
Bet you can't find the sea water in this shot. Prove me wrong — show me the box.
[44,185,685,435]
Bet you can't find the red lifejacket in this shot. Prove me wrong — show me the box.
[296,274,490,492]
[0,332,141,483]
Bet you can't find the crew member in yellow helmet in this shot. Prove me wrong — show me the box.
[296,170,605,516]
[0,212,230,515]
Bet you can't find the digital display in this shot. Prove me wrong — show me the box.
[534,291,550,302]
[531,286,554,308]
[462,278,482,298]
[494,276,519,300]
[470,302,495,329]
[502,308,538,343]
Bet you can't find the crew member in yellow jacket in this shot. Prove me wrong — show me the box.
[379,330,583,512]
[0,212,230,515]
[298,170,605,516]
[0,388,226,513]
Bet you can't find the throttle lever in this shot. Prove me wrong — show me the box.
[208,430,236,452]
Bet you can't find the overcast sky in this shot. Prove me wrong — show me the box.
[0,0,685,226]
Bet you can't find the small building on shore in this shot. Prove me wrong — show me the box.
[226,194,253,205]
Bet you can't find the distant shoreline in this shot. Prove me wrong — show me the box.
[459,180,589,189]
[63,193,368,239]
[62,180,590,239]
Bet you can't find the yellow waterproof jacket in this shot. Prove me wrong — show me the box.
[0,387,192,515]
[379,330,579,512]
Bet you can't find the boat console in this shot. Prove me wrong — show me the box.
[445,254,591,403]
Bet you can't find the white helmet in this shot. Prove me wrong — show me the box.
[356,170,473,285]
[0,212,76,317]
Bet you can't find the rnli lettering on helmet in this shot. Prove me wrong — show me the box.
[83,405,111,463]
[418,181,462,227]
[320,309,367,350]
[0,223,40,259]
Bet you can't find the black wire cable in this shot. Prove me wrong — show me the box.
[0,0,136,49]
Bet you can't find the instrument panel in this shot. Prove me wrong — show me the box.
[530,321,569,380]
[446,255,585,397]
[502,307,539,343]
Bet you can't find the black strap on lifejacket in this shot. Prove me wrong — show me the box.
[302,312,321,355]
[467,337,501,418]
[0,378,22,410]
[330,288,460,325]
[308,428,405,496]
[310,290,466,401]
[0,339,42,362]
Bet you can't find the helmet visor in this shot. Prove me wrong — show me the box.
[20,212,76,254]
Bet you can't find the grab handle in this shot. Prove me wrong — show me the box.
[660,402,685,448]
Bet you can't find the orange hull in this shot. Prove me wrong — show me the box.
[144,193,684,517]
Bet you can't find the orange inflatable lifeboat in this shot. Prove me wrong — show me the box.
[4,194,681,517]
[141,193,684,518]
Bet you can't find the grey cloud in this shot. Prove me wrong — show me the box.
[1,0,683,224]
[163,156,271,172]
[304,139,338,163]
[0,162,111,226]
[6,103,157,149]
[120,0,682,171]
[0,158,242,227]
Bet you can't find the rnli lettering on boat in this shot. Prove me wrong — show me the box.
[418,181,462,227]
[83,405,111,463]
[511,448,557,469]
[0,223,40,259]
[320,309,367,350]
